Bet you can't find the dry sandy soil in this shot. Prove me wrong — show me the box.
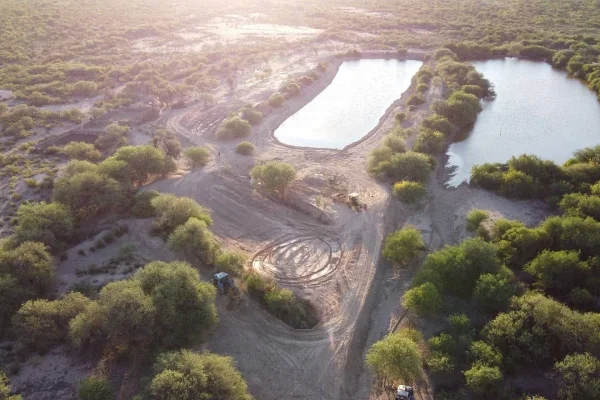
[8,46,549,400]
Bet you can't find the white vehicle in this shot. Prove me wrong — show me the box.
[395,384,415,400]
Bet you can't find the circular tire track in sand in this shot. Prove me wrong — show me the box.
[252,234,343,287]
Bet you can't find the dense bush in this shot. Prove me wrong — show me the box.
[95,123,129,151]
[150,194,212,235]
[554,353,600,400]
[241,108,263,125]
[372,151,432,182]
[0,372,22,400]
[402,282,442,316]
[70,261,217,352]
[53,171,123,222]
[382,227,425,267]
[250,161,296,198]
[466,209,489,232]
[150,350,253,400]
[183,146,211,168]
[105,145,175,186]
[434,91,481,128]
[236,141,255,155]
[13,201,74,251]
[421,114,454,135]
[473,267,518,313]
[483,292,600,370]
[268,93,285,108]
[61,142,101,162]
[13,292,90,352]
[414,129,445,154]
[215,251,247,277]
[77,376,114,400]
[393,181,426,203]
[413,238,501,298]
[216,116,251,140]
[168,218,219,265]
[130,190,160,218]
[366,328,423,384]
[524,250,589,296]
[559,193,600,220]
[407,93,425,106]
[244,271,317,329]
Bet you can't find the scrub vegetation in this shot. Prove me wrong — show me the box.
[1,0,600,399]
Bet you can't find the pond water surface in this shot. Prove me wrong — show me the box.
[446,58,600,186]
[274,59,422,149]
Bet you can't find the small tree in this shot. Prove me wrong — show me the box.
[150,194,212,235]
[215,251,247,277]
[183,146,211,168]
[135,261,218,347]
[464,364,502,394]
[315,195,331,221]
[250,161,296,199]
[393,181,426,203]
[168,218,219,265]
[402,282,442,316]
[554,353,600,400]
[236,141,255,155]
[77,376,115,400]
[151,350,253,400]
[366,329,423,384]
[53,171,123,222]
[466,209,489,232]
[13,201,74,252]
[13,292,90,352]
[268,92,285,107]
[216,116,251,140]
[0,241,55,295]
[383,227,425,267]
[61,142,101,162]
[0,372,22,400]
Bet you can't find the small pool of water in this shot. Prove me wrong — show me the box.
[446,58,600,186]
[274,59,423,149]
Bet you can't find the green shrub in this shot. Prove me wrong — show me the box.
[150,194,212,235]
[130,190,160,218]
[235,141,255,155]
[414,129,445,154]
[241,108,263,125]
[250,161,296,198]
[366,329,423,383]
[395,112,407,123]
[216,116,251,140]
[168,218,219,265]
[61,142,101,162]
[393,181,426,203]
[183,146,211,168]
[268,92,285,107]
[215,251,247,277]
[421,114,454,135]
[466,209,489,232]
[13,292,90,352]
[375,151,432,182]
[13,201,74,252]
[383,227,425,267]
[414,238,501,298]
[416,83,429,93]
[77,376,114,400]
[407,93,425,106]
[402,282,442,316]
[464,364,502,394]
[151,350,252,400]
